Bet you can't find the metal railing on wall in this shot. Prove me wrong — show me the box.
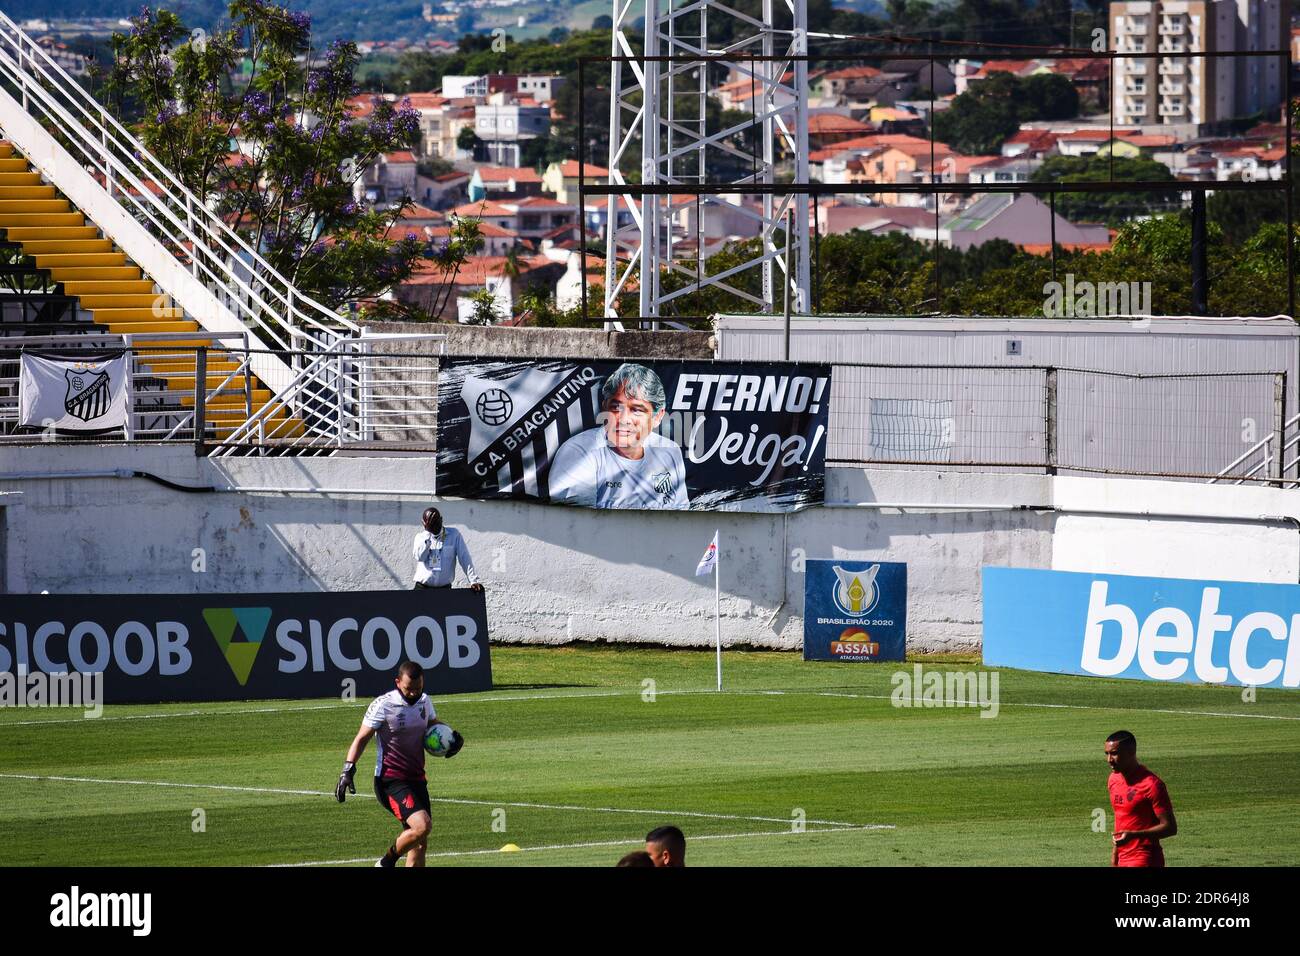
[0,341,1288,482]
[827,362,1291,484]
[0,334,444,453]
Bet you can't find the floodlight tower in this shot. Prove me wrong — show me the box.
[602,0,811,322]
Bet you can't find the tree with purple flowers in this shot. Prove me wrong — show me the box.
[102,0,469,317]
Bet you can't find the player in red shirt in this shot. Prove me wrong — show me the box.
[1105,730,1177,867]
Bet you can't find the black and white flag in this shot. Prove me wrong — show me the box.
[20,352,129,431]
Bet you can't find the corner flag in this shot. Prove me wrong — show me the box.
[695,530,722,691]
[696,532,718,576]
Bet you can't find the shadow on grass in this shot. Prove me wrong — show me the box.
[490,682,591,690]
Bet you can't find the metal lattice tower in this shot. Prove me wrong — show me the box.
[603,0,811,322]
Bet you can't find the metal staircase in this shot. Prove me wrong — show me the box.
[0,11,364,449]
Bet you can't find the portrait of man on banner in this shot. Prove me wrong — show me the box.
[548,363,689,510]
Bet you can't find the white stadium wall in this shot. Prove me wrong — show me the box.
[0,445,1296,652]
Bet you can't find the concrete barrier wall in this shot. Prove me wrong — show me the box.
[363,322,715,359]
[0,445,1295,652]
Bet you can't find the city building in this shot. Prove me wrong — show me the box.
[473,102,551,166]
[1110,0,1285,130]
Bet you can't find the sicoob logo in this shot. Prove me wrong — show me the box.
[202,607,271,685]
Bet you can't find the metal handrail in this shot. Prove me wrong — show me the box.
[0,42,325,353]
[1208,410,1300,484]
[0,12,358,345]
[211,344,346,450]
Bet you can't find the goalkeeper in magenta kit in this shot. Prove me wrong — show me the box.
[335,660,463,868]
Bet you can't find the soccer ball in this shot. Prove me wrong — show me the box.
[424,723,456,757]
[476,389,513,426]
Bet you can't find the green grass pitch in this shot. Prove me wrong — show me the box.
[1,646,1297,867]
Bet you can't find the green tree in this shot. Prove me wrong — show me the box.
[456,126,481,153]
[1207,184,1292,247]
[1031,155,1177,225]
[466,287,500,325]
[103,0,426,312]
[933,72,1078,155]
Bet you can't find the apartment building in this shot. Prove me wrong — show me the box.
[1110,0,1284,129]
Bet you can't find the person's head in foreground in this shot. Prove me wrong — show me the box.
[422,506,443,535]
[599,363,667,461]
[1104,729,1139,775]
[645,825,686,867]
[616,850,655,867]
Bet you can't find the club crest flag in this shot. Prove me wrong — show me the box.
[20,352,129,431]
[695,532,719,576]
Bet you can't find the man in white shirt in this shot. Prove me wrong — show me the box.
[412,507,484,592]
[548,363,689,510]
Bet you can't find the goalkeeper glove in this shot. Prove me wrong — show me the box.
[335,761,357,802]
[445,730,464,759]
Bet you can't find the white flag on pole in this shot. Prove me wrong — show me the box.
[695,531,718,576]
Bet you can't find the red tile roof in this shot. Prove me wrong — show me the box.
[397,203,443,221]
[1004,129,1058,147]
[809,132,935,162]
[507,196,576,209]
[821,66,883,82]
[404,93,447,110]
[973,59,1037,78]
[452,200,517,218]
[419,221,517,238]
[808,114,874,134]
[403,254,551,286]
[1020,241,1112,254]
[475,165,543,183]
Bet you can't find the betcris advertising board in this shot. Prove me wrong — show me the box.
[983,567,1300,689]
[804,560,906,661]
[0,590,492,703]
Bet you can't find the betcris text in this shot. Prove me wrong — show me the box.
[1083,580,1300,688]
[0,615,480,676]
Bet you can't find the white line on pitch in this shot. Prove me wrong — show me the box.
[415,794,861,827]
[2,684,1296,728]
[0,773,323,796]
[270,824,894,867]
[0,773,869,828]
[810,691,1300,721]
[0,690,634,726]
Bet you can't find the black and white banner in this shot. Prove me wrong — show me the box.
[19,352,129,431]
[437,358,831,512]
